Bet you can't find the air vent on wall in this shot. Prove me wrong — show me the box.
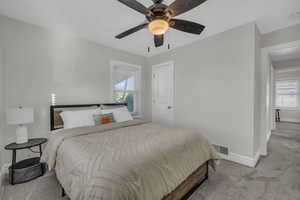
[213,144,229,155]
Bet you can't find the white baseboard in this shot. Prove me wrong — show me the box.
[253,150,261,167]
[260,145,267,156]
[260,130,272,156]
[220,151,260,168]
[281,118,300,123]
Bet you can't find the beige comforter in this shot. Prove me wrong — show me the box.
[42,120,219,200]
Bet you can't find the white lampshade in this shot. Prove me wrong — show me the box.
[6,107,34,125]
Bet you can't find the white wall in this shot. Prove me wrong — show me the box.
[260,51,272,155]
[270,64,276,130]
[279,109,300,123]
[261,23,300,48]
[0,15,148,165]
[253,25,262,156]
[147,23,258,162]
[0,47,4,193]
[273,58,300,70]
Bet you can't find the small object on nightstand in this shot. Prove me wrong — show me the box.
[6,107,34,144]
[4,138,48,185]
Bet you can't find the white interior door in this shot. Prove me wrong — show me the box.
[152,62,174,124]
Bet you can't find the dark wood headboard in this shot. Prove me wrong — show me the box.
[50,103,127,131]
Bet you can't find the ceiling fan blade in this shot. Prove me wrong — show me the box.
[169,19,205,34]
[154,34,164,47]
[167,0,207,17]
[118,0,149,15]
[115,23,148,39]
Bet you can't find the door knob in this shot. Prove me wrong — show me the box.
[167,106,172,109]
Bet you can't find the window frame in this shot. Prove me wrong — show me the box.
[275,79,299,109]
[110,61,142,115]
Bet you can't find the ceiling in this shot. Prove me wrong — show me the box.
[0,0,300,57]
[270,45,300,62]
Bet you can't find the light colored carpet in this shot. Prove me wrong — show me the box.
[2,122,300,200]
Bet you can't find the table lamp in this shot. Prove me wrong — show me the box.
[6,107,34,144]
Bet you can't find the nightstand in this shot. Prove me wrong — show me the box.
[4,138,48,185]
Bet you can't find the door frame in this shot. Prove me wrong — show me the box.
[151,61,175,123]
[260,40,300,156]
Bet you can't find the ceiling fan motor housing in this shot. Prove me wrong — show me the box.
[147,4,170,22]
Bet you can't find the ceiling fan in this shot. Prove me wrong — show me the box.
[115,0,207,48]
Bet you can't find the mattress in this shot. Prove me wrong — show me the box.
[42,120,219,200]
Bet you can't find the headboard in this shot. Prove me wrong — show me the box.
[50,103,127,131]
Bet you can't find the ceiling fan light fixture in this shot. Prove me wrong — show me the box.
[148,19,169,35]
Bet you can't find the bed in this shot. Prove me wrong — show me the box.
[42,104,219,200]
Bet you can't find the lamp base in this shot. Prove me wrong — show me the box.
[16,125,28,144]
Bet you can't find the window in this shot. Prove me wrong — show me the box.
[111,61,141,114]
[276,80,298,108]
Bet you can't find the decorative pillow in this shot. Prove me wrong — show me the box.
[93,113,115,125]
[54,110,64,128]
[60,108,101,129]
[102,107,133,123]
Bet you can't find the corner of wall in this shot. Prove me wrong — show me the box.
[220,150,261,168]
[0,47,4,199]
[261,23,300,48]
[249,22,263,160]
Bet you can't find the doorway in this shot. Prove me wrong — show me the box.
[261,40,300,155]
[152,62,174,124]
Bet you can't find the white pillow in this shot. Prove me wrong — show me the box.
[102,107,133,123]
[60,108,102,129]
[51,129,63,135]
